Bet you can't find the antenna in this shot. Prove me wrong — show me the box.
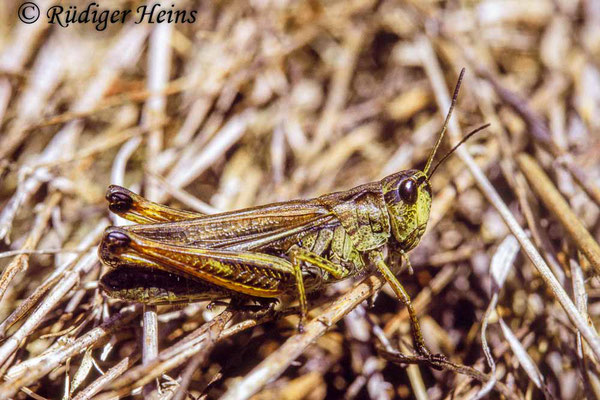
[423,68,465,176]
[428,123,490,178]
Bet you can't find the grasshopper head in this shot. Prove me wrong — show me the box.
[382,170,431,251]
[380,71,461,252]
[380,69,488,252]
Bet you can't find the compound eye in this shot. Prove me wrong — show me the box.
[398,179,417,204]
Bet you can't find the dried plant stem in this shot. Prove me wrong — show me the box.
[170,352,206,400]
[0,23,148,243]
[475,67,600,207]
[26,76,189,131]
[419,37,600,362]
[220,275,385,400]
[99,309,234,398]
[0,136,63,243]
[0,231,99,339]
[0,192,61,302]
[517,153,600,275]
[0,221,107,374]
[163,110,256,201]
[144,170,219,214]
[143,23,171,201]
[0,0,52,135]
[571,257,600,398]
[474,235,520,399]
[461,123,600,359]
[71,356,139,400]
[403,343,428,400]
[142,305,159,395]
[377,348,518,400]
[467,140,600,353]
[0,36,65,160]
[0,272,62,339]
[308,28,364,157]
[0,305,141,399]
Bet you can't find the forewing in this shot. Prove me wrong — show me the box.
[121,199,337,251]
[106,185,203,223]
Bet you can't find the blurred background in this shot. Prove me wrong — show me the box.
[0,0,599,399]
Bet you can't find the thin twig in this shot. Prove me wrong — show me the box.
[220,275,386,400]
[377,348,519,400]
[419,36,600,362]
[0,193,61,301]
[517,153,600,275]
[0,305,141,398]
[474,67,600,207]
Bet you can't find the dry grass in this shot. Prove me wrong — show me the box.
[1,0,600,399]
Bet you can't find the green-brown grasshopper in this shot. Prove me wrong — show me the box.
[98,69,487,362]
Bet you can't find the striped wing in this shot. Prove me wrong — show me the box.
[116,194,338,251]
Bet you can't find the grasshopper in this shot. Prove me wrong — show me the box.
[98,69,487,362]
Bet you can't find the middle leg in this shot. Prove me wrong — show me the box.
[287,245,353,330]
